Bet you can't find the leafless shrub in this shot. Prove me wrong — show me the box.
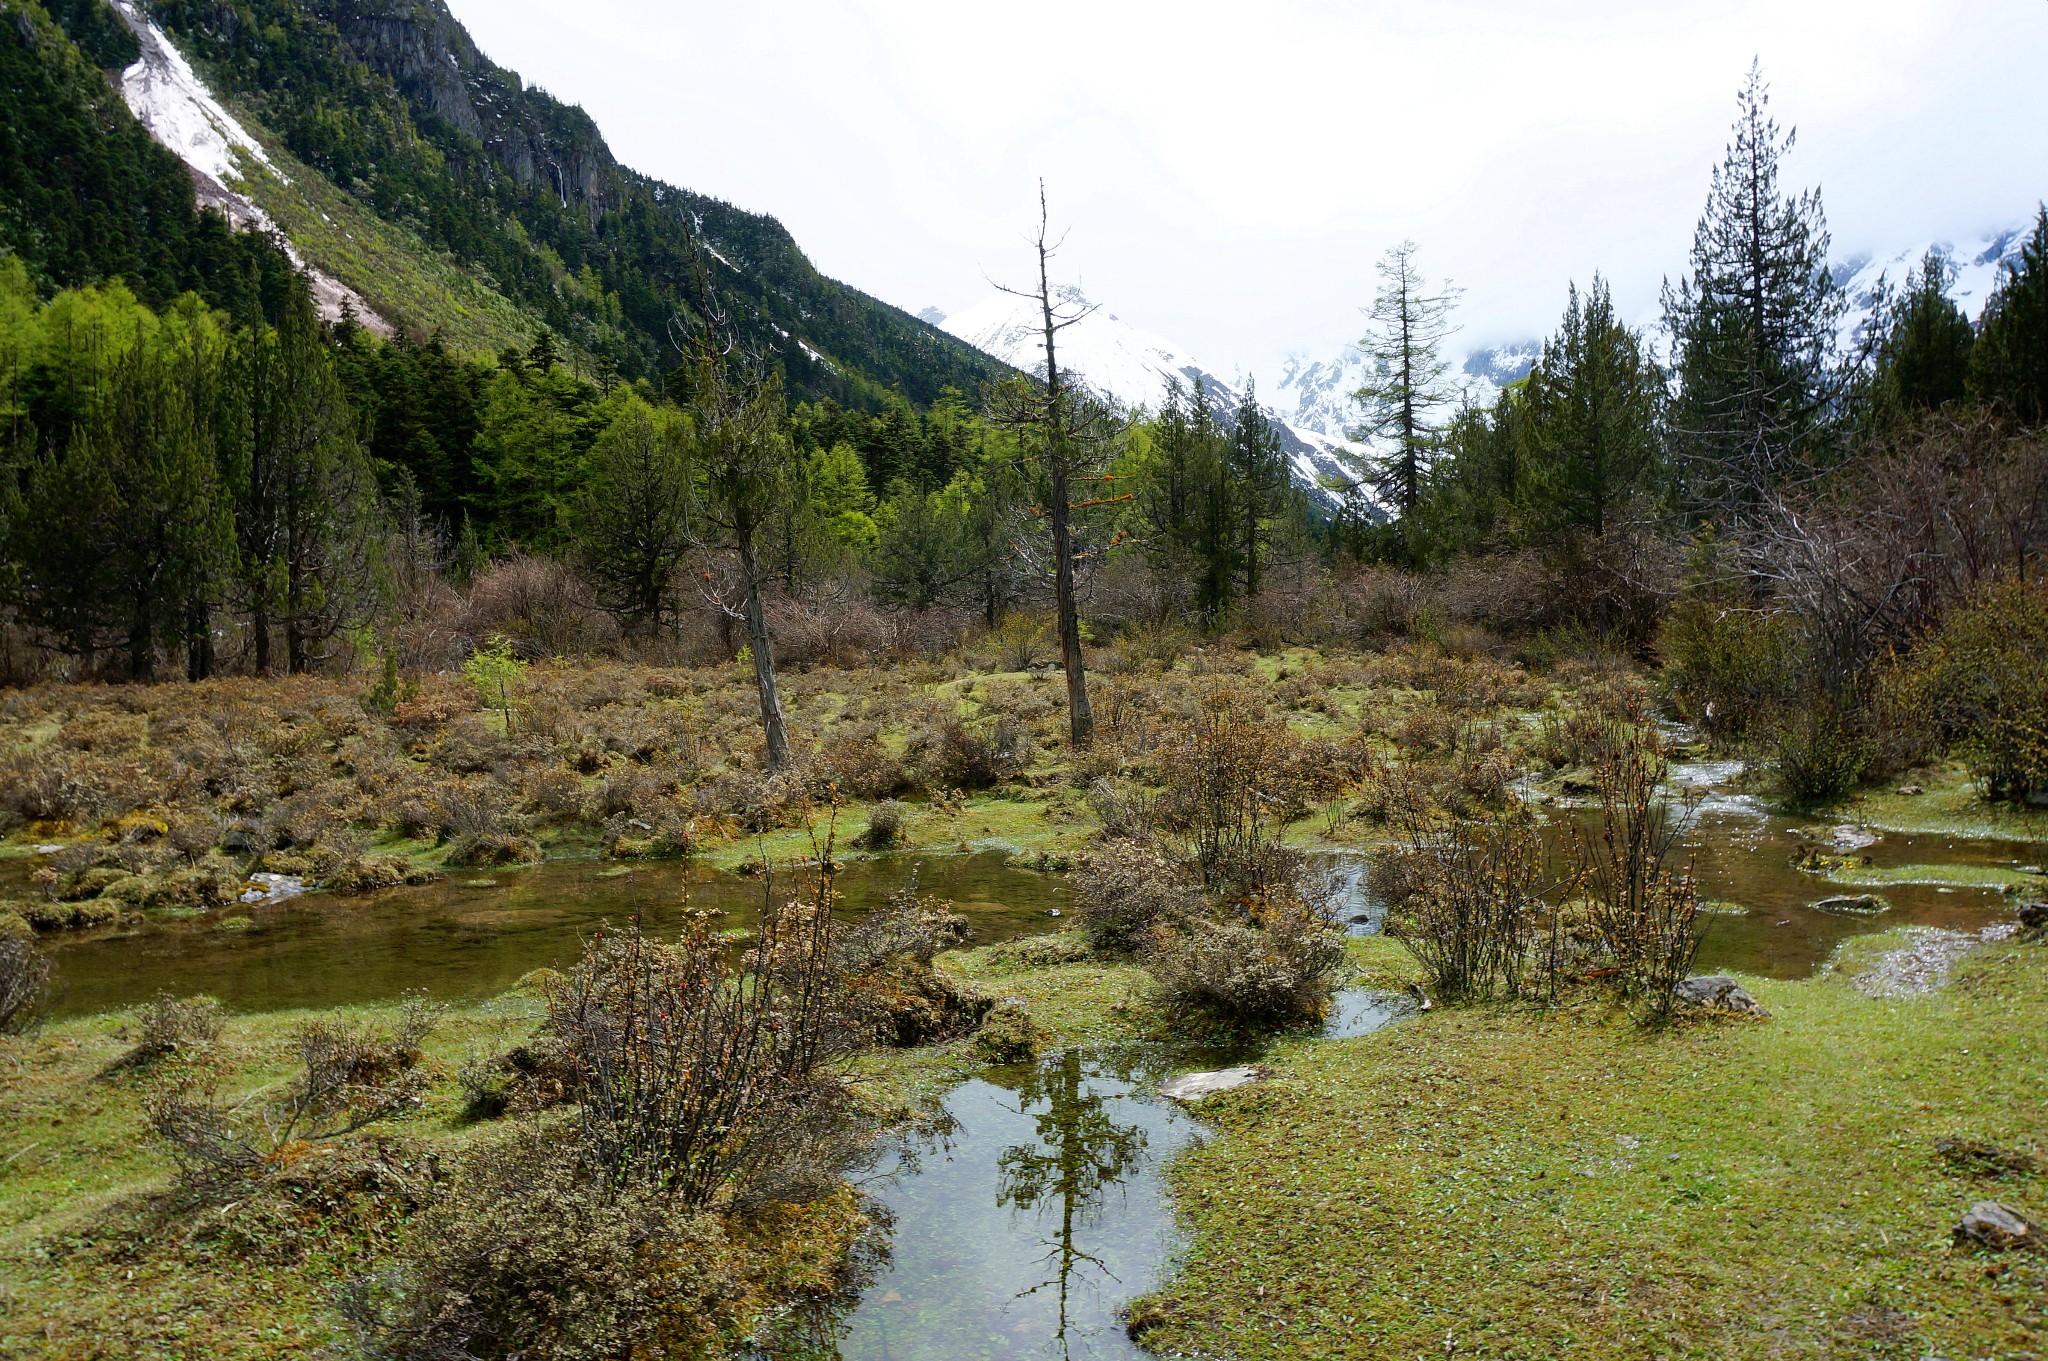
[850,800,906,850]
[1152,697,1319,899]
[545,892,866,1211]
[1144,907,1346,1029]
[124,992,225,1065]
[1574,712,1706,1023]
[1071,838,1201,954]
[1381,808,1569,1003]
[462,553,619,660]
[146,995,441,1202]
[912,715,1031,792]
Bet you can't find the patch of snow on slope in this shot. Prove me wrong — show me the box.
[107,1,390,335]
[111,0,283,188]
[1833,228,2030,356]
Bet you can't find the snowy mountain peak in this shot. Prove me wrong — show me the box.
[940,290,1364,508]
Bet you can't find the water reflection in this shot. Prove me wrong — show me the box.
[826,1049,1203,1361]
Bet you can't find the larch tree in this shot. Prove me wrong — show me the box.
[1350,240,1462,561]
[1662,62,1842,515]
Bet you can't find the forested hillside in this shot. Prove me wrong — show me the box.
[0,0,300,318]
[130,0,1008,405]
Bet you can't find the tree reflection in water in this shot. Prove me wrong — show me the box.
[996,1049,1152,1357]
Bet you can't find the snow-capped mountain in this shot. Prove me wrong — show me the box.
[107,1,389,333]
[936,288,1363,507]
[1833,227,2030,355]
[1271,341,1539,446]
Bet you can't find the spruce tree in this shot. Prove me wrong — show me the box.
[1350,241,1461,559]
[1227,380,1286,602]
[1971,207,2048,425]
[1663,63,1842,513]
[1521,276,1663,538]
[1863,251,1974,425]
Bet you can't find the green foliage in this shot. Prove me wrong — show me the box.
[1891,578,2048,800]
[1663,64,1842,510]
[463,638,527,722]
[1863,250,1976,425]
[571,390,695,634]
[0,2,297,317]
[141,0,1008,405]
[1518,276,1664,538]
[1656,538,1804,742]
[1970,206,2048,426]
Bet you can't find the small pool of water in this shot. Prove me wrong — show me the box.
[37,851,1065,1019]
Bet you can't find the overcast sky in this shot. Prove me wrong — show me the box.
[452,0,2048,384]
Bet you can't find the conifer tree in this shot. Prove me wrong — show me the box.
[1350,241,1461,560]
[1663,63,1842,513]
[1862,251,1975,425]
[222,282,379,675]
[1970,207,2048,426]
[1227,380,1287,601]
[571,391,695,637]
[1520,276,1663,538]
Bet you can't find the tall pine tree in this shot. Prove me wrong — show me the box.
[1663,63,1841,514]
[1350,240,1460,560]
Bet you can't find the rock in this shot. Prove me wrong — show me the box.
[1810,893,1890,916]
[1894,785,1924,796]
[1954,1201,2041,1251]
[31,844,63,856]
[1673,975,1769,1016]
[1159,1066,1266,1102]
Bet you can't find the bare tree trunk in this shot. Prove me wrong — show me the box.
[252,604,271,676]
[736,532,792,773]
[1033,190,1094,750]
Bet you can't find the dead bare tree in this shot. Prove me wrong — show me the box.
[988,183,1123,748]
[672,252,798,772]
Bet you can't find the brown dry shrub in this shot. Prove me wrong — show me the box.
[1071,838,1201,954]
[1144,909,1345,1029]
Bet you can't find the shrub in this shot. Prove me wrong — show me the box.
[545,907,866,1210]
[1657,594,1803,742]
[0,934,51,1034]
[1153,699,1317,898]
[1891,578,2048,801]
[145,995,440,1202]
[1769,695,1870,808]
[1144,910,1345,1029]
[338,1130,867,1361]
[834,883,986,1046]
[1071,839,1200,954]
[128,993,225,1064]
[850,800,906,850]
[1381,808,1561,1003]
[1573,716,1705,1023]
[971,1000,1042,1064]
[914,716,1030,792]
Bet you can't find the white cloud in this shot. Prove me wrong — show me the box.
[453,0,2048,381]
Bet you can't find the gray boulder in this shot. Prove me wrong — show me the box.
[1811,893,1891,916]
[1673,975,1768,1016]
[1159,1066,1266,1102]
[1954,1201,2041,1251]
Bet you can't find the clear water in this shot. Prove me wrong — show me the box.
[34,851,1065,1019]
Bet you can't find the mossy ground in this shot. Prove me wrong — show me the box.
[1132,941,2048,1360]
[0,945,1145,1357]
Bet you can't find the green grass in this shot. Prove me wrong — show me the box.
[1131,942,2048,1359]
[1821,862,2048,893]
[1848,765,2048,844]
[0,940,1148,1355]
